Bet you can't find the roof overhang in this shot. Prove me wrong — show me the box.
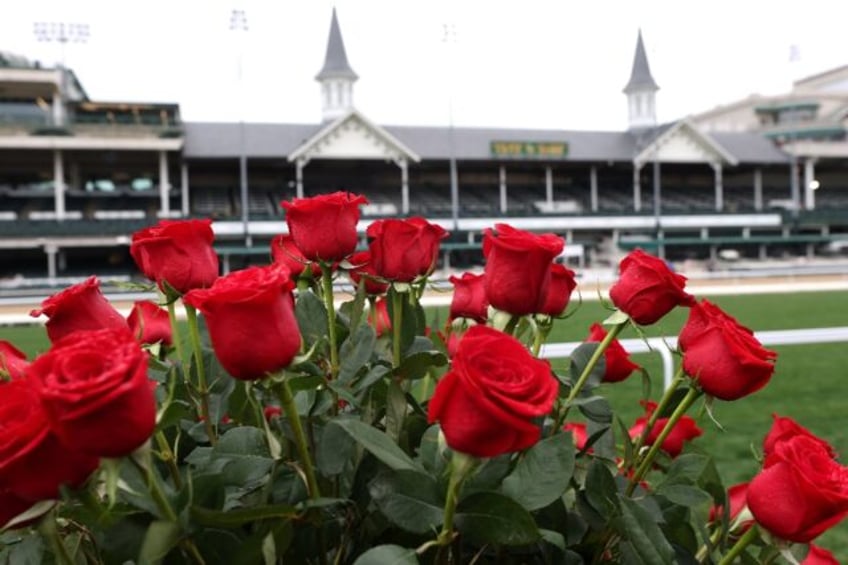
[634,119,739,167]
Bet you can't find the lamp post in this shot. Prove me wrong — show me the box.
[230,9,251,247]
[442,24,459,231]
[33,22,90,128]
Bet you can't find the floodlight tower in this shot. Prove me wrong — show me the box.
[229,9,251,247]
[33,22,90,127]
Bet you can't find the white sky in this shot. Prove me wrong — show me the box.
[2,0,847,132]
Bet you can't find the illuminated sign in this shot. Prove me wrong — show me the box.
[490,141,569,159]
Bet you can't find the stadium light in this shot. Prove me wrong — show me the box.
[33,22,90,127]
[230,9,251,248]
[442,23,459,231]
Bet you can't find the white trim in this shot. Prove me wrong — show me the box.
[634,119,739,166]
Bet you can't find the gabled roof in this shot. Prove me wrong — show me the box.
[633,119,739,166]
[315,8,357,81]
[623,30,659,94]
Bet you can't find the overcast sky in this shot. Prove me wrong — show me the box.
[2,0,847,131]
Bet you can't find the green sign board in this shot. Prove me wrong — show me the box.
[490,140,569,159]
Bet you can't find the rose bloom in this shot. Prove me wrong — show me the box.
[348,251,389,295]
[184,265,301,380]
[369,297,391,338]
[747,430,848,543]
[679,300,776,401]
[130,219,219,294]
[803,545,839,565]
[29,328,157,458]
[629,401,703,458]
[563,422,589,452]
[0,341,29,380]
[482,224,564,316]
[448,272,488,323]
[367,217,448,283]
[30,276,129,343]
[271,234,322,279]
[585,323,640,383]
[608,249,695,325]
[763,414,836,459]
[0,379,99,502]
[281,191,368,262]
[537,263,577,317]
[127,300,173,347]
[428,325,558,458]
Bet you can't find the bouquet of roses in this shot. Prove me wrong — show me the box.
[0,191,845,564]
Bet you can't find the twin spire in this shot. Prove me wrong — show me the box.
[624,29,659,130]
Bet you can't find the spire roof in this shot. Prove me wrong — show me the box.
[316,8,358,81]
[623,30,659,93]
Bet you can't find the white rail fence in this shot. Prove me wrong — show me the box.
[541,326,848,389]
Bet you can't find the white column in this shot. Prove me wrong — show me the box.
[590,166,598,212]
[399,158,409,215]
[499,165,507,214]
[45,243,58,284]
[632,163,642,212]
[545,166,553,204]
[159,151,170,216]
[296,158,305,199]
[181,163,190,217]
[53,149,65,221]
[753,168,763,211]
[713,162,723,211]
[804,158,816,210]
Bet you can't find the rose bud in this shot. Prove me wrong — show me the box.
[628,401,702,458]
[367,217,448,283]
[448,272,488,323]
[538,263,577,317]
[263,405,282,421]
[348,251,389,295]
[184,264,301,380]
[608,249,695,325]
[679,300,776,401]
[30,276,129,343]
[427,325,558,458]
[709,482,751,529]
[747,432,848,543]
[127,300,173,347]
[803,545,840,565]
[763,414,836,460]
[281,191,368,262]
[271,234,321,279]
[0,379,99,502]
[585,323,640,383]
[0,341,29,380]
[130,219,219,295]
[368,297,391,338]
[563,422,589,452]
[29,328,157,458]
[482,224,564,316]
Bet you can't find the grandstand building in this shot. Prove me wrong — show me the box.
[1,10,847,282]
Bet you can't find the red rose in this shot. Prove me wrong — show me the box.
[628,401,702,458]
[427,325,558,458]
[0,341,29,380]
[608,249,695,325]
[709,482,750,528]
[585,323,640,383]
[369,297,391,338]
[0,489,37,529]
[563,422,589,452]
[803,545,840,565]
[29,328,156,458]
[281,191,368,262]
[0,379,99,502]
[271,234,322,279]
[763,414,836,459]
[30,276,129,343]
[449,272,489,323]
[482,224,564,316]
[184,265,301,380]
[130,219,219,294]
[679,300,777,401]
[348,251,389,295]
[127,300,173,347]
[367,217,448,282]
[264,405,282,421]
[747,432,848,543]
[538,263,577,317]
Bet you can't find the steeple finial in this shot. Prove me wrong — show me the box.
[316,7,357,81]
[623,29,659,94]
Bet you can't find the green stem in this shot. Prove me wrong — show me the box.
[558,320,627,425]
[695,525,725,564]
[278,378,321,498]
[155,431,183,489]
[39,510,75,565]
[185,304,216,446]
[717,525,759,565]
[167,299,186,369]
[532,323,550,358]
[391,287,404,369]
[131,453,178,522]
[321,263,340,380]
[503,314,520,336]
[627,386,701,494]
[632,365,687,456]
[437,452,478,546]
